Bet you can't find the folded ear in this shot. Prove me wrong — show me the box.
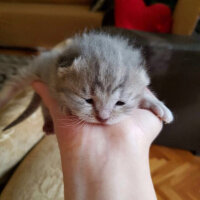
[57,49,81,78]
[57,51,80,68]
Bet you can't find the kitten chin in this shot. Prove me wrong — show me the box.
[74,114,127,126]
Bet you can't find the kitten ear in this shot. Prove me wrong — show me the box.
[57,67,69,78]
[57,50,80,78]
[57,51,80,68]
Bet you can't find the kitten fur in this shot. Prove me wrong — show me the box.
[0,31,173,132]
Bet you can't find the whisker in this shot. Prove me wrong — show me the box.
[58,118,85,128]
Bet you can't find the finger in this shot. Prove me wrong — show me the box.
[138,109,163,132]
[32,81,80,134]
[131,109,163,142]
[31,81,59,115]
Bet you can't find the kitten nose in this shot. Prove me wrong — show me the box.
[96,109,110,123]
[96,115,109,123]
[96,110,110,123]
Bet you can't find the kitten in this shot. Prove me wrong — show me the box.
[0,31,173,133]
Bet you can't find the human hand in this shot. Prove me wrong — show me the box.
[32,81,162,200]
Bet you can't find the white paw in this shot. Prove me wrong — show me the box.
[140,99,174,123]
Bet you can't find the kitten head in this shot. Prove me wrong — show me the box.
[55,32,150,124]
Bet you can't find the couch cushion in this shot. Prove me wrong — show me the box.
[0,135,63,200]
[0,89,44,188]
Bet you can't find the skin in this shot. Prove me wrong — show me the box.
[32,81,163,200]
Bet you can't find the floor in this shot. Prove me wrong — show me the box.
[150,145,200,200]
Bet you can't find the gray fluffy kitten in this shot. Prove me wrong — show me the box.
[0,31,173,132]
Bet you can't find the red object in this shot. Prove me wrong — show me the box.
[115,0,172,33]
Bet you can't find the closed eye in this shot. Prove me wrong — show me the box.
[116,101,125,106]
[85,98,94,104]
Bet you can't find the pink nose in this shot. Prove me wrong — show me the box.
[96,115,109,123]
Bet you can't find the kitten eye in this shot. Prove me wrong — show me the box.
[116,101,125,106]
[85,99,94,104]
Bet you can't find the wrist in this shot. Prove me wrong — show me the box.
[56,119,158,200]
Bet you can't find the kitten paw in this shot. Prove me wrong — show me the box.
[43,120,54,135]
[140,99,174,124]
